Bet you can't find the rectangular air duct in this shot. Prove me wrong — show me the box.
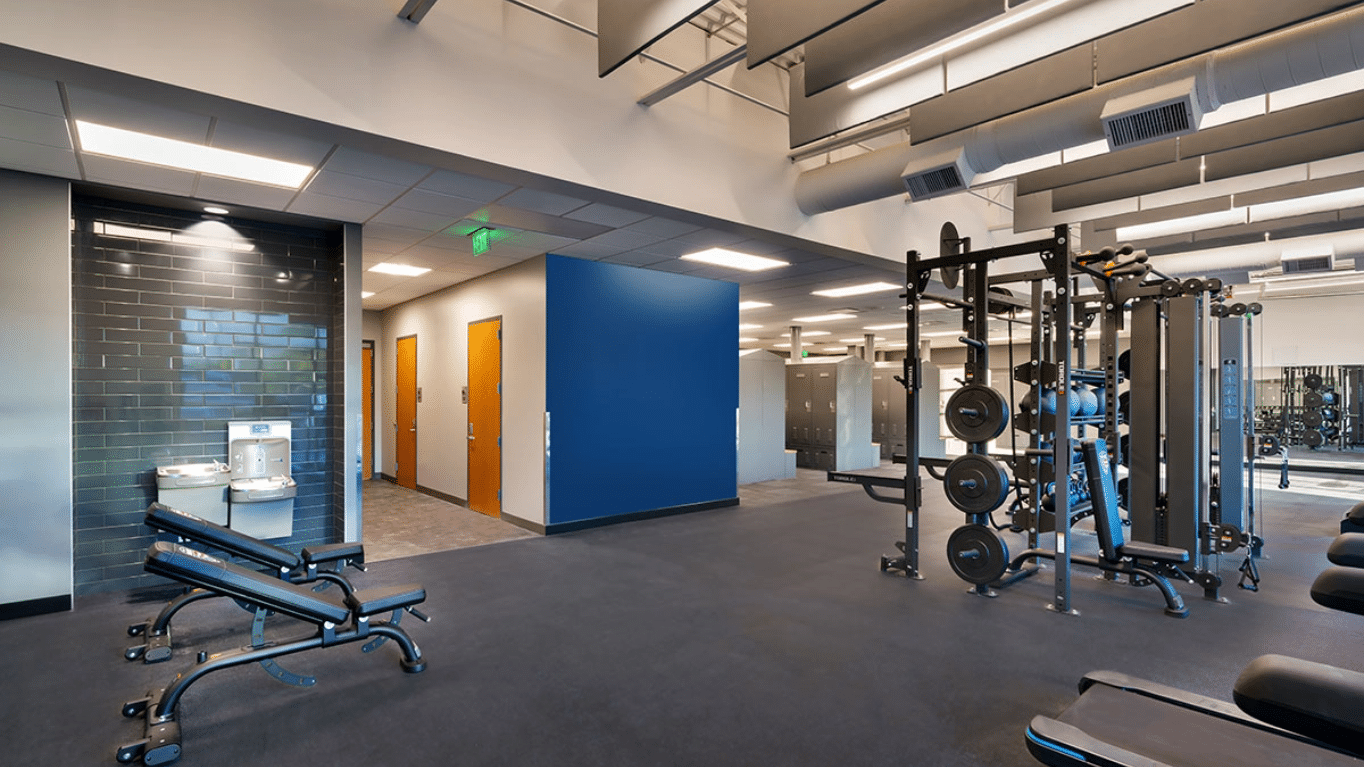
[902,149,976,201]
[1101,78,1204,150]
[1280,248,1334,274]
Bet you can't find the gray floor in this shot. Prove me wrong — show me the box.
[361,478,535,562]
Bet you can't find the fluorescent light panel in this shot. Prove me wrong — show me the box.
[792,313,856,323]
[681,247,789,271]
[811,281,900,297]
[739,301,772,311]
[800,330,831,337]
[361,291,375,298]
[75,121,314,188]
[848,0,1082,90]
[739,323,763,330]
[864,323,904,331]
[839,337,885,343]
[368,263,431,277]
[739,337,759,342]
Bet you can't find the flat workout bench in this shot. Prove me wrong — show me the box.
[127,503,367,663]
[116,541,429,766]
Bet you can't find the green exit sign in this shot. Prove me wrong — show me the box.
[472,227,491,256]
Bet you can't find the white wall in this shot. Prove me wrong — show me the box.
[738,350,791,484]
[362,309,384,477]
[379,257,547,525]
[1255,293,1364,367]
[0,0,1001,265]
[0,170,72,607]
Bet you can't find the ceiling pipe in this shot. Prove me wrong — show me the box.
[795,5,1364,215]
[1148,230,1364,278]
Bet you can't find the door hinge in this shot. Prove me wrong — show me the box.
[497,489,502,501]
[496,382,501,395]
[497,329,502,339]
[497,436,501,447]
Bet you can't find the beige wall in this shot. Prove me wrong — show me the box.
[378,257,547,526]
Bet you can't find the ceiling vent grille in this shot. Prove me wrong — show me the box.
[1101,78,1203,151]
[901,150,976,202]
[1281,253,1334,274]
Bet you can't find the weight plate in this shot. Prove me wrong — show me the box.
[1160,280,1181,296]
[1117,349,1131,378]
[1304,391,1324,409]
[1210,304,1228,318]
[1302,409,1323,428]
[945,384,1010,443]
[943,453,1011,514]
[1182,278,1205,294]
[987,286,1014,314]
[1247,302,1263,315]
[1304,373,1323,391]
[946,524,1010,586]
[940,223,962,290]
[1303,430,1325,448]
[1230,303,1247,316]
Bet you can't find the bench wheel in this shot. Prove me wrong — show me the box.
[115,739,146,763]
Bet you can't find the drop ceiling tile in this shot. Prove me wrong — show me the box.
[580,228,669,251]
[82,154,197,196]
[287,191,385,223]
[210,120,334,167]
[66,86,210,142]
[399,242,473,263]
[0,104,69,150]
[368,205,460,232]
[363,223,434,247]
[670,228,749,248]
[418,170,516,202]
[564,202,652,228]
[305,170,411,205]
[623,216,704,237]
[496,230,578,252]
[390,188,485,219]
[195,176,298,211]
[725,238,790,256]
[496,187,591,216]
[633,238,699,258]
[553,241,626,259]
[0,136,80,178]
[602,250,676,267]
[0,71,63,116]
[321,146,430,186]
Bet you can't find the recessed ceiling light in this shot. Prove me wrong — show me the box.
[368,263,431,277]
[738,337,759,342]
[792,313,856,323]
[739,301,772,311]
[800,330,831,337]
[811,281,900,297]
[361,291,375,298]
[739,323,763,330]
[203,206,229,215]
[75,121,314,188]
[774,343,791,348]
[681,247,789,271]
[864,323,904,331]
[902,301,947,311]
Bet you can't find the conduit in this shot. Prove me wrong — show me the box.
[795,5,1364,215]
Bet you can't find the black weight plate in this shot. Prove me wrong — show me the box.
[1302,409,1323,428]
[1182,278,1205,294]
[1117,349,1131,378]
[1210,304,1228,318]
[1230,303,1247,316]
[1247,302,1263,315]
[1304,391,1324,409]
[1304,373,1323,390]
[1303,430,1325,448]
[943,453,1010,514]
[1160,280,1181,296]
[945,384,1010,443]
[946,524,1009,586]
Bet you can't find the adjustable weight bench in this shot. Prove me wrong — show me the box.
[127,503,367,663]
[116,541,429,766]
[1025,566,1364,766]
[1007,438,1191,617]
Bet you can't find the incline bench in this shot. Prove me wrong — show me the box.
[116,541,429,766]
[127,503,367,663]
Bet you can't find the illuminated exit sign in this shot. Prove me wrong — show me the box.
[471,227,492,256]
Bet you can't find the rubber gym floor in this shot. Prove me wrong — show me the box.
[5,470,1360,766]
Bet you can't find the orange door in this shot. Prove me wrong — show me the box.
[396,335,417,489]
[362,343,374,481]
[468,318,502,517]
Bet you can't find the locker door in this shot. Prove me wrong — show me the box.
[787,368,812,446]
[812,369,836,447]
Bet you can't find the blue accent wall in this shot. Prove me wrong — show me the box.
[545,255,738,525]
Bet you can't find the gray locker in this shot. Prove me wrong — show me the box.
[811,369,837,447]
[785,357,876,470]
[786,367,813,445]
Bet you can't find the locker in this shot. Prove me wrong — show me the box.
[786,368,813,447]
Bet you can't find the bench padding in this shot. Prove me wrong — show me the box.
[1311,566,1364,617]
[145,542,349,625]
[147,503,299,570]
[1327,533,1364,568]
[346,584,426,617]
[1234,654,1364,757]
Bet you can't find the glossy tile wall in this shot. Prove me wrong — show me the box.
[71,197,343,594]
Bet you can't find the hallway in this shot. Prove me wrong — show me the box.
[361,479,536,562]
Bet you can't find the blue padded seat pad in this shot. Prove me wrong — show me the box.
[144,541,349,625]
[346,584,426,617]
[146,503,300,570]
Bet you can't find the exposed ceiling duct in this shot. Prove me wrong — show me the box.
[795,4,1364,215]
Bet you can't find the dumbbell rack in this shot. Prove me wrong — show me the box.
[1280,365,1351,450]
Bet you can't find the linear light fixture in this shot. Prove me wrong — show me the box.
[847,0,1082,91]
[739,300,772,311]
[75,121,314,188]
[739,323,763,330]
[901,301,950,311]
[863,323,905,331]
[839,337,885,343]
[368,263,431,277]
[792,313,856,323]
[681,247,789,271]
[774,343,792,348]
[811,281,900,297]
[739,337,760,342]
[203,205,230,215]
[800,330,832,337]
[361,291,375,298]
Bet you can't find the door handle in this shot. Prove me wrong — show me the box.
[468,435,475,440]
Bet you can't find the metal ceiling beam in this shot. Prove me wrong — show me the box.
[397,0,439,24]
[638,45,747,107]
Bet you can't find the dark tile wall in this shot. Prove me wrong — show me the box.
[72,196,344,595]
